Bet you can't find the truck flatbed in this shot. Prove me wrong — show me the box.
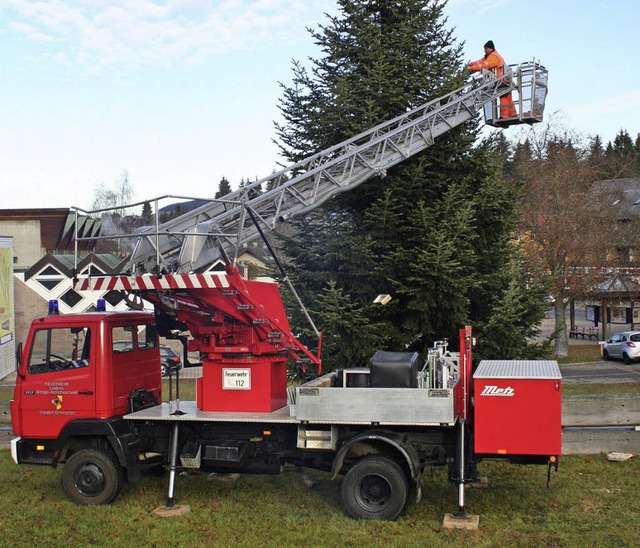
[125,401,297,424]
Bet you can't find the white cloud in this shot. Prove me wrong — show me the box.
[5,0,336,69]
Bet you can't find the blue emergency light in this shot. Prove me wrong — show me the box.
[96,299,107,312]
[48,300,59,315]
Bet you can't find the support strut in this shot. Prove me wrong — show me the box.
[153,412,190,517]
[443,419,479,530]
[165,421,180,508]
[454,419,467,519]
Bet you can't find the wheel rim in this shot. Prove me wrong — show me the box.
[356,474,392,511]
[74,463,106,497]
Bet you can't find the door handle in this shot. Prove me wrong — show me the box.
[78,391,94,395]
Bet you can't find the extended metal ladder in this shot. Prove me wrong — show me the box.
[88,61,547,275]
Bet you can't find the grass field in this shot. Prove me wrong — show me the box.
[0,450,637,546]
[554,344,602,365]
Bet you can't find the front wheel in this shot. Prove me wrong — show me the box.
[603,349,610,361]
[62,448,124,505]
[341,455,409,520]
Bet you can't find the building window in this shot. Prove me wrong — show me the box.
[103,290,124,307]
[80,265,105,276]
[59,288,83,308]
[35,265,65,292]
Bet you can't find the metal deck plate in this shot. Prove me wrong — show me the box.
[125,401,298,424]
[474,360,561,380]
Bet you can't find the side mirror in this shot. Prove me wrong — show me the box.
[15,341,22,370]
[15,341,25,380]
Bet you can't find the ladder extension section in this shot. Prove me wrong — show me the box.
[121,61,546,275]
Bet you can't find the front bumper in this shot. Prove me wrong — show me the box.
[11,436,20,464]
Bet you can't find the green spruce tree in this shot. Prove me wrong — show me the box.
[275,0,546,366]
[215,176,232,199]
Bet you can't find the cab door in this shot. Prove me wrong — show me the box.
[16,324,96,439]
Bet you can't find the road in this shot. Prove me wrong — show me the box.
[559,360,640,384]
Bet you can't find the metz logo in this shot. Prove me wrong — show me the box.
[480,385,515,397]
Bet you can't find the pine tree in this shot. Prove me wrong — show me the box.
[141,201,153,225]
[601,130,640,178]
[215,177,232,198]
[275,0,545,364]
[239,177,262,200]
[474,254,551,360]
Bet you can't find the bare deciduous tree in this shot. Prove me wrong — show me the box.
[511,120,608,357]
[91,170,135,256]
[92,170,134,216]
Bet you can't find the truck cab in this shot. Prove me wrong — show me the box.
[11,309,162,466]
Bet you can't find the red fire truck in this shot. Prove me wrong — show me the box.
[10,62,558,521]
[10,303,561,519]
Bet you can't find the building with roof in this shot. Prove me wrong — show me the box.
[0,207,273,361]
[0,208,101,270]
[577,178,640,338]
[0,209,109,351]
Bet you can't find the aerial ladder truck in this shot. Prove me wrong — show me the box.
[11,61,560,522]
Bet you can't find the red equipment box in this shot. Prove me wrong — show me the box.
[197,356,288,413]
[473,360,562,456]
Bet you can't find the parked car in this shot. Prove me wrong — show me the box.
[603,331,640,364]
[160,345,183,377]
[112,340,133,353]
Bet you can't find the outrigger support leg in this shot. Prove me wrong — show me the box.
[454,419,468,519]
[154,418,190,517]
[165,421,180,508]
[443,419,479,530]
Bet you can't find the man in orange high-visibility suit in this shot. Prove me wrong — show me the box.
[468,40,517,119]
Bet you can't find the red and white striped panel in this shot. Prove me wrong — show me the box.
[73,273,230,292]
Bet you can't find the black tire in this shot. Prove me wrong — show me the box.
[623,352,632,365]
[62,448,124,505]
[603,349,610,361]
[161,364,168,377]
[341,455,409,520]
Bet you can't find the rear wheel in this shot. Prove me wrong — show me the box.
[161,364,168,377]
[341,455,409,520]
[62,448,124,505]
[623,352,632,365]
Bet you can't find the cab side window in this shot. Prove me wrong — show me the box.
[137,323,158,350]
[112,327,135,353]
[28,327,91,374]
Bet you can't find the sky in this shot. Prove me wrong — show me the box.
[1,0,639,211]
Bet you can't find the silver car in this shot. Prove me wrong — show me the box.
[603,331,640,364]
